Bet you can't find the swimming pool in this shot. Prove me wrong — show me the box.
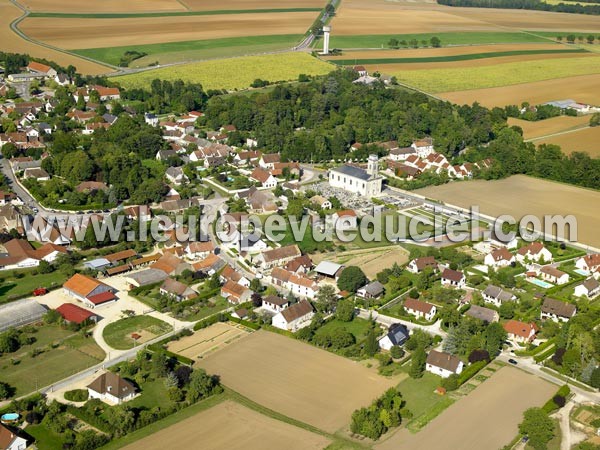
[1,413,19,423]
[527,278,554,289]
[574,269,590,276]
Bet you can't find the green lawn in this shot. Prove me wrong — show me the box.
[0,270,68,304]
[314,318,372,341]
[125,379,177,410]
[397,371,446,421]
[325,31,552,49]
[0,325,105,397]
[76,34,303,66]
[103,316,173,350]
[25,424,65,450]
[330,49,586,65]
[183,297,229,321]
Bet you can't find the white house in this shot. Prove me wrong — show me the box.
[0,424,27,450]
[288,274,319,299]
[411,137,434,158]
[332,210,358,230]
[87,372,136,405]
[504,320,537,343]
[272,299,314,332]
[378,323,409,351]
[541,298,576,323]
[403,297,437,321]
[310,195,332,210]
[574,278,600,299]
[482,285,516,307]
[575,254,600,273]
[406,256,438,274]
[539,266,570,285]
[250,167,277,188]
[165,166,188,185]
[484,247,515,268]
[262,295,290,314]
[441,268,466,289]
[516,242,553,264]
[426,350,464,378]
[328,155,383,197]
[357,281,385,299]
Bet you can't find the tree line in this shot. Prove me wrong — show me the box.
[438,0,600,16]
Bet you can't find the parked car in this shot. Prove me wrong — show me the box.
[33,287,48,296]
[508,358,518,365]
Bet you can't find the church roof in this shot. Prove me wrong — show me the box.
[330,164,371,181]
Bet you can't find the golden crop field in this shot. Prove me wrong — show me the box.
[197,330,399,433]
[508,115,591,140]
[114,53,334,91]
[535,126,600,157]
[183,0,327,10]
[392,56,600,93]
[20,12,317,49]
[19,0,185,12]
[122,401,331,450]
[167,323,248,360]
[376,367,554,450]
[417,175,600,248]
[0,0,108,74]
[439,73,600,107]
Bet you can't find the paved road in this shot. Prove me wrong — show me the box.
[356,308,446,337]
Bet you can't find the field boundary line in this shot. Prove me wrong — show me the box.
[526,125,591,142]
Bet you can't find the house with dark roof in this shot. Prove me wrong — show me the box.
[378,323,409,350]
[482,285,516,307]
[426,350,464,378]
[541,298,576,322]
[272,299,314,332]
[87,371,136,405]
[465,305,499,323]
[160,278,197,302]
[254,244,301,271]
[262,295,290,314]
[574,277,600,299]
[357,281,385,299]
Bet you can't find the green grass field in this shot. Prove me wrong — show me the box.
[392,55,600,93]
[28,8,322,19]
[0,326,105,396]
[0,270,68,303]
[314,318,372,341]
[329,48,587,65]
[114,52,334,91]
[323,32,552,49]
[102,316,173,350]
[74,34,304,66]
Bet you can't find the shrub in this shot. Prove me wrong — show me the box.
[468,349,490,363]
[390,345,405,359]
[441,374,459,392]
[64,389,89,402]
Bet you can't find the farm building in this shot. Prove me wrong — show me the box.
[426,350,464,378]
[0,299,47,332]
[55,303,98,325]
[314,261,344,280]
[124,269,168,288]
[63,274,118,308]
[83,258,111,271]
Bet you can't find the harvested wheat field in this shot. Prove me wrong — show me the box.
[376,366,554,450]
[508,115,591,140]
[440,73,600,107]
[535,126,600,157]
[122,400,331,450]
[167,323,248,360]
[0,1,108,74]
[312,247,409,279]
[197,330,399,433]
[183,0,327,10]
[20,0,185,13]
[417,175,600,248]
[20,12,317,49]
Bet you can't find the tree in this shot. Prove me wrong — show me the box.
[337,266,367,293]
[590,113,600,127]
[364,324,379,357]
[37,260,53,274]
[388,38,400,49]
[441,374,459,391]
[430,36,441,47]
[390,345,404,359]
[0,382,13,400]
[590,368,600,388]
[249,278,262,293]
[519,408,555,450]
[251,292,262,307]
[567,34,576,43]
[164,371,179,389]
[409,347,426,378]
[316,284,337,312]
[335,299,355,322]
[44,309,62,324]
[483,322,507,357]
[1,142,18,159]
[587,35,596,44]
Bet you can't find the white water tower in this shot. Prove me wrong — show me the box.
[323,26,331,55]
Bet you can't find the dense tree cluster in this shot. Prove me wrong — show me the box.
[439,0,600,15]
[350,388,404,439]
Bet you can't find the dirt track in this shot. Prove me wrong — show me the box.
[508,115,591,140]
[122,400,331,450]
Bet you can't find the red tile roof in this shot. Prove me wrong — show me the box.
[86,291,118,306]
[56,303,96,324]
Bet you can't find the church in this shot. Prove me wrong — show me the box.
[328,154,383,197]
